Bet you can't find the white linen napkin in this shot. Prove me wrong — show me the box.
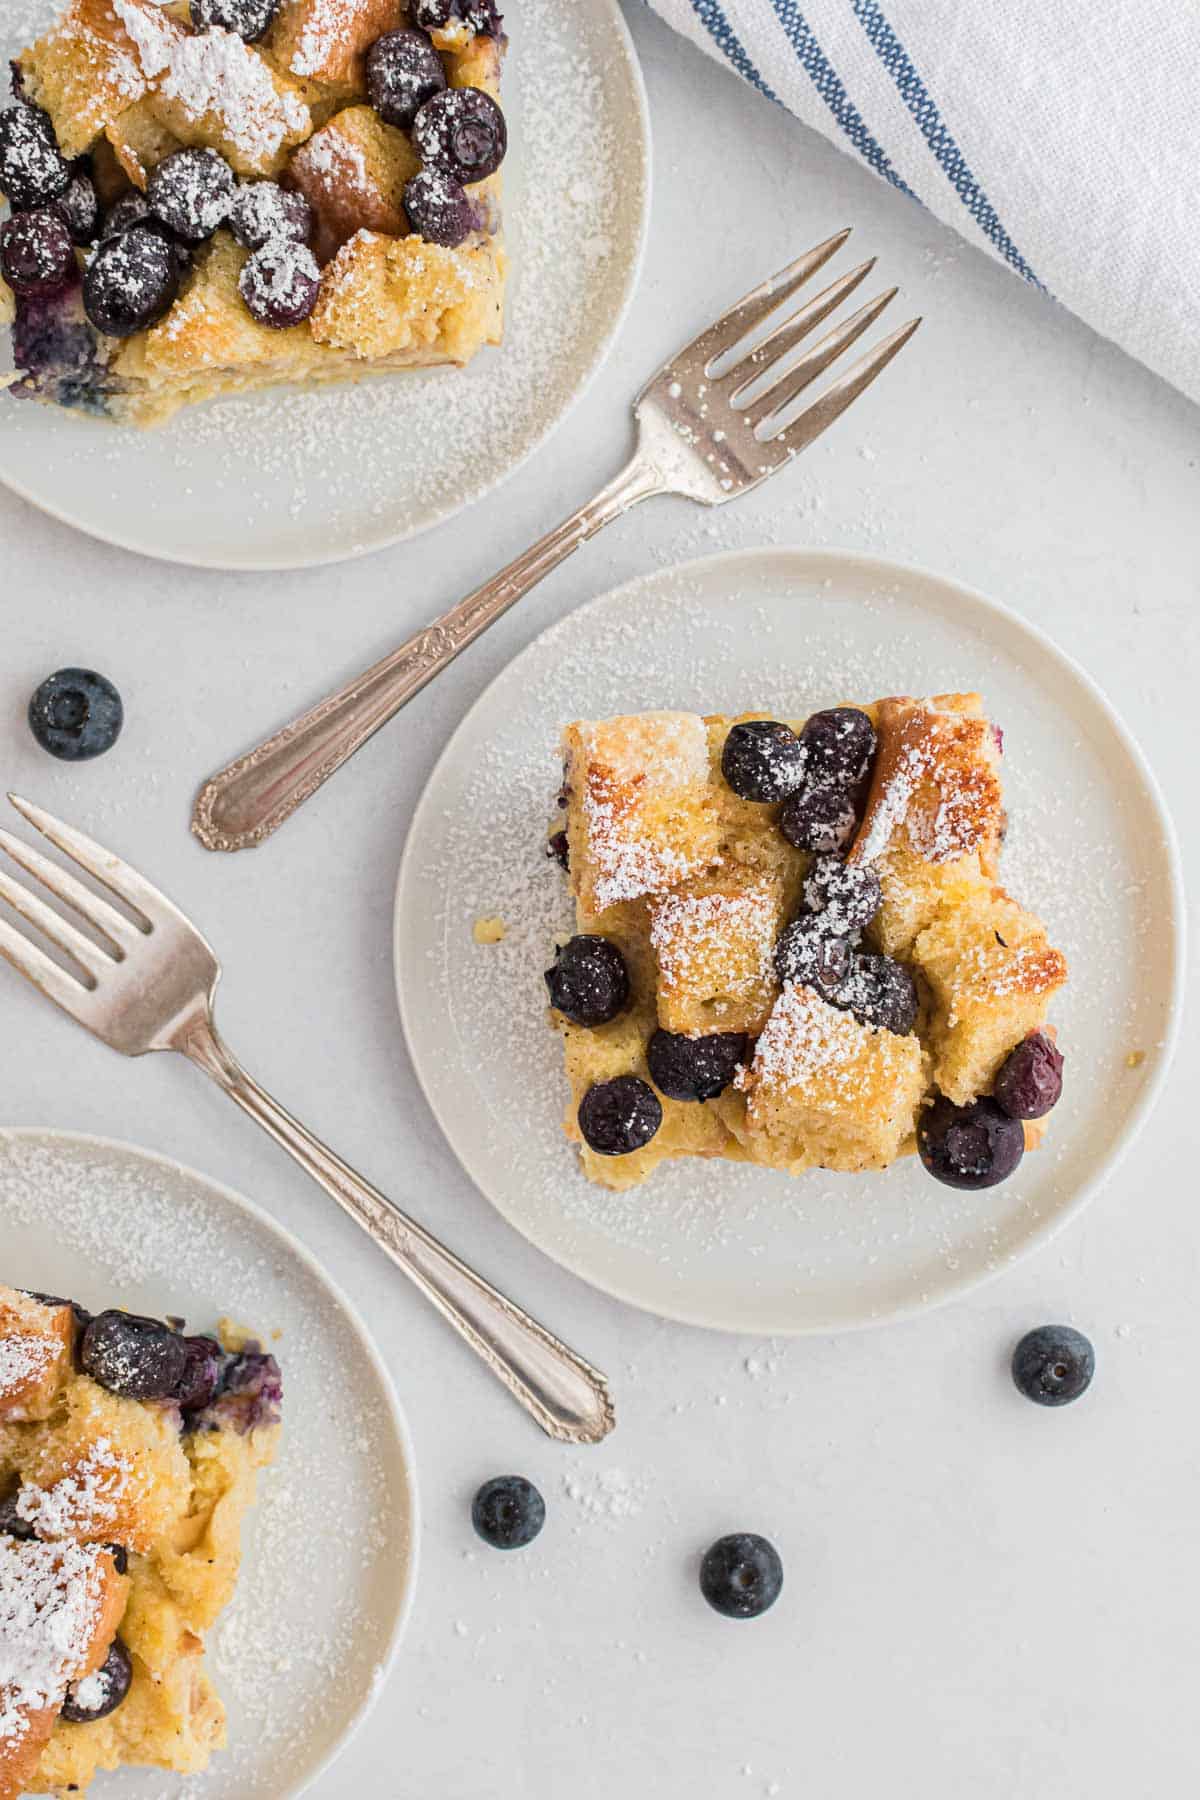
[644,0,1200,406]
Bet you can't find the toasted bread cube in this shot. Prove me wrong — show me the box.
[446,30,502,96]
[266,0,403,88]
[115,233,312,384]
[561,713,723,926]
[18,0,184,158]
[649,870,785,1036]
[739,985,928,1172]
[914,887,1068,1105]
[285,104,418,262]
[105,96,184,188]
[310,227,503,359]
[148,28,311,178]
[0,1288,75,1423]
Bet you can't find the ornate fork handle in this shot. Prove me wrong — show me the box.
[181,1015,615,1445]
[193,454,669,853]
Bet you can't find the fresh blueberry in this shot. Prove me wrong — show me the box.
[412,86,507,184]
[647,1028,747,1102]
[1011,1325,1094,1407]
[194,1347,283,1433]
[578,1075,662,1156]
[414,0,502,32]
[403,168,478,248]
[918,1095,1025,1190]
[227,180,312,251]
[189,0,278,39]
[62,1636,132,1723]
[105,1543,129,1574]
[83,227,180,336]
[58,159,99,244]
[238,237,321,327]
[147,147,236,243]
[0,1490,36,1540]
[100,192,151,238]
[80,1311,188,1400]
[778,781,860,853]
[545,829,569,872]
[720,719,805,804]
[993,1032,1064,1120]
[366,28,446,129]
[773,919,851,1000]
[28,668,123,761]
[797,707,876,789]
[802,855,881,935]
[843,952,917,1035]
[471,1475,545,1549]
[0,102,69,210]
[175,1335,226,1413]
[699,1533,783,1620]
[544,935,629,1027]
[0,207,74,296]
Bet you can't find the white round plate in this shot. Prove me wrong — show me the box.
[394,547,1185,1335]
[0,0,649,570]
[0,1127,418,1798]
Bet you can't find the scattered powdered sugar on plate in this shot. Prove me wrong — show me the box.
[0,0,648,565]
[0,1131,413,1799]
[397,552,1179,1332]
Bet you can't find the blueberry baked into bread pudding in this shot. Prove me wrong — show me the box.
[0,0,506,425]
[546,696,1068,1193]
[0,1284,281,1796]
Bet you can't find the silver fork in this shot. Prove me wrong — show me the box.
[193,228,920,852]
[0,794,614,1445]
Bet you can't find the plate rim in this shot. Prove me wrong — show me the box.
[0,1122,421,1798]
[0,0,652,573]
[393,543,1187,1335]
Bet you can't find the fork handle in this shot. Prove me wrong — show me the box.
[192,454,668,853]
[180,1017,615,1445]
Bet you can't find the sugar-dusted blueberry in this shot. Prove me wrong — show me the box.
[993,1031,1064,1120]
[412,86,507,184]
[62,1637,133,1723]
[175,1335,227,1413]
[843,951,917,1035]
[1011,1324,1094,1407]
[0,207,74,296]
[578,1075,662,1156]
[797,706,876,788]
[58,159,99,244]
[227,180,312,251]
[802,855,881,936]
[189,0,278,39]
[773,918,851,1000]
[238,237,321,327]
[414,0,503,33]
[647,1028,748,1102]
[366,28,447,129]
[545,829,569,872]
[28,668,123,761]
[778,781,859,853]
[918,1095,1024,1190]
[83,227,179,336]
[403,168,478,248]
[100,192,151,239]
[147,147,235,243]
[81,1311,188,1399]
[472,1475,545,1550]
[544,934,629,1027]
[0,102,69,210]
[720,718,805,804]
[699,1533,783,1620]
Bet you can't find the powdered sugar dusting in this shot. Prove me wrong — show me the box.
[741,986,871,1102]
[157,29,309,165]
[0,1333,54,1399]
[16,1439,131,1540]
[0,1538,109,1749]
[650,888,775,1001]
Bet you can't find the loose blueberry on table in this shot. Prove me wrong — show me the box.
[1011,1325,1094,1406]
[699,1533,783,1619]
[28,668,123,761]
[544,935,629,1027]
[472,1475,545,1549]
[578,1075,663,1156]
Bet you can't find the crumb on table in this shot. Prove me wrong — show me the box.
[473,915,507,945]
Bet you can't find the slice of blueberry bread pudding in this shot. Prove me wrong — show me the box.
[0,0,506,425]
[545,696,1068,1193]
[0,1283,281,1796]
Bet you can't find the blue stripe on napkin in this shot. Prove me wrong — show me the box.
[768,0,915,198]
[850,0,1043,287]
[689,0,781,100]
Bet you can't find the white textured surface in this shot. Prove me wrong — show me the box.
[0,4,1198,1794]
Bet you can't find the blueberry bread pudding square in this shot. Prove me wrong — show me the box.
[0,0,506,425]
[0,1283,281,1796]
[546,696,1068,1193]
